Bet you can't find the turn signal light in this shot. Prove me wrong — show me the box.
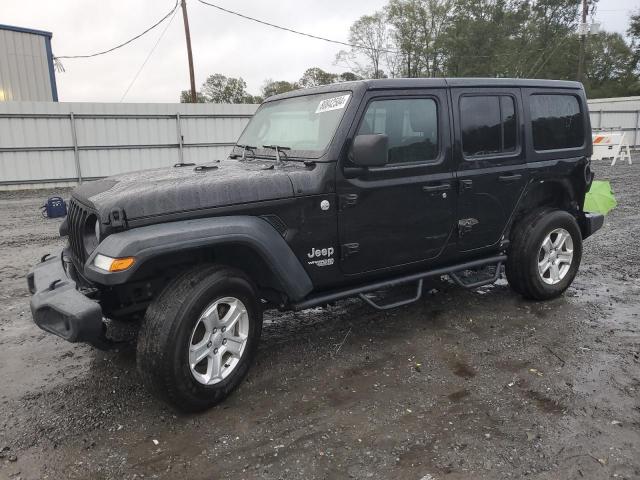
[110,257,136,272]
[94,254,136,272]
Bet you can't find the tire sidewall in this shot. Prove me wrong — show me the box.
[525,211,582,297]
[167,272,261,408]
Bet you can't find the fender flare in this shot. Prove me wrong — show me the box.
[502,177,578,239]
[83,216,313,301]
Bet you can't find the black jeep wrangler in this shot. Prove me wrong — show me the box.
[28,78,603,411]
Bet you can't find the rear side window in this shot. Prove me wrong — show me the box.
[460,95,518,157]
[530,94,584,150]
[357,98,438,164]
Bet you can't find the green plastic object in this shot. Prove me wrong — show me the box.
[584,180,617,215]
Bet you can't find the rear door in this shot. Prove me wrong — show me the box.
[452,87,527,252]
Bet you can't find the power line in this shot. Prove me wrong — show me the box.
[196,1,550,62]
[526,4,580,78]
[527,36,570,77]
[196,0,397,53]
[120,7,179,102]
[55,1,179,59]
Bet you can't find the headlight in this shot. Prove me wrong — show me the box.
[93,254,136,272]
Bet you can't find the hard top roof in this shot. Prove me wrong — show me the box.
[265,77,583,102]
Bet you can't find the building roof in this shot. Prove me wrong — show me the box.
[588,96,640,104]
[0,23,52,37]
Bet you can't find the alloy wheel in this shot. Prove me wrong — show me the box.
[188,297,249,385]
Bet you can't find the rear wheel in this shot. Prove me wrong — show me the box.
[506,209,582,300]
[137,265,262,412]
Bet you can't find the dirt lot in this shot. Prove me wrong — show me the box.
[1,160,639,480]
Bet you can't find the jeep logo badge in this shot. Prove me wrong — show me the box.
[306,246,335,267]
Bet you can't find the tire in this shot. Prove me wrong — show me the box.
[137,265,262,412]
[506,209,582,300]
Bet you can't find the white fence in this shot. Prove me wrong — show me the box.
[588,97,640,148]
[0,102,258,190]
[1,98,635,190]
[589,109,640,148]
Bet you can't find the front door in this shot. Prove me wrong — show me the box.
[452,88,528,252]
[337,90,456,275]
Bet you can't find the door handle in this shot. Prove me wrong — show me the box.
[498,174,522,182]
[459,179,473,190]
[422,183,450,193]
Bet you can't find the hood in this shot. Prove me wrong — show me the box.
[72,160,296,222]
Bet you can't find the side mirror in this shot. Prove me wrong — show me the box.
[352,134,388,167]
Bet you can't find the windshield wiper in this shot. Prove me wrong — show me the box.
[231,144,256,160]
[262,144,290,164]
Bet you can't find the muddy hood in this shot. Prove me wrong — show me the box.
[72,160,295,222]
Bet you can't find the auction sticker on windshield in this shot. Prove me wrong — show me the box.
[316,94,350,114]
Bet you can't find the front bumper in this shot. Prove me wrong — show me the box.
[581,212,605,239]
[27,251,106,347]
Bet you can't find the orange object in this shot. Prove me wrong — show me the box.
[109,257,135,272]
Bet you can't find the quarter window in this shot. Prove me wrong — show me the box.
[356,98,438,164]
[530,94,584,150]
[460,95,518,157]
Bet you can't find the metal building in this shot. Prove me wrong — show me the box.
[588,96,640,147]
[0,24,58,102]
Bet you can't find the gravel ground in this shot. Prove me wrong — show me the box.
[1,160,639,480]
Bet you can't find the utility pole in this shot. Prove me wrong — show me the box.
[181,0,197,102]
[577,0,588,83]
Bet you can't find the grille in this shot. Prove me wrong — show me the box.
[67,199,92,265]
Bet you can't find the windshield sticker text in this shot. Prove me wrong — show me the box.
[315,94,350,114]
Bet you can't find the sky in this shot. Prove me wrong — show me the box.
[3,0,639,103]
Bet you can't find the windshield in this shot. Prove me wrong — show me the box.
[235,91,351,159]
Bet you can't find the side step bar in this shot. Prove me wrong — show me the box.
[291,255,507,311]
[359,279,424,311]
[449,261,503,289]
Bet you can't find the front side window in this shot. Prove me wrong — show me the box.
[356,98,439,164]
[530,94,584,150]
[461,95,518,157]
[236,91,351,158]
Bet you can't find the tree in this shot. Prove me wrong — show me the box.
[336,12,393,79]
[329,0,637,97]
[584,32,640,98]
[180,90,207,103]
[199,74,256,104]
[385,0,425,77]
[383,0,455,78]
[337,71,363,82]
[261,79,298,99]
[443,0,548,78]
[298,67,338,88]
[630,9,640,40]
[628,9,640,68]
[414,0,455,77]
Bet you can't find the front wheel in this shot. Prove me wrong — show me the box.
[506,209,583,300]
[137,265,262,412]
